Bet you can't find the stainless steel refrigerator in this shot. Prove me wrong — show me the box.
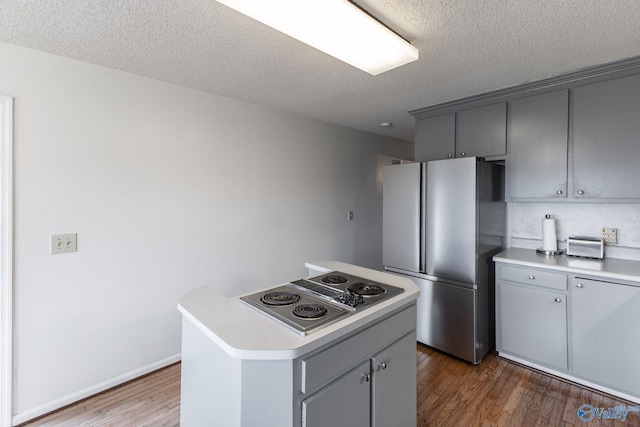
[383,157,505,364]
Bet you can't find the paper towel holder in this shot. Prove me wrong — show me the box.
[537,214,564,256]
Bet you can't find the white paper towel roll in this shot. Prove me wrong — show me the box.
[542,215,557,251]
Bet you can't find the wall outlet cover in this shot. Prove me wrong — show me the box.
[602,228,617,245]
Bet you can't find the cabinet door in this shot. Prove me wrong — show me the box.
[372,332,416,427]
[573,74,640,198]
[302,361,370,427]
[457,102,507,158]
[508,90,568,198]
[415,113,455,161]
[571,278,640,396]
[498,283,568,369]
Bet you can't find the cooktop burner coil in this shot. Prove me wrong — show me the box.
[347,283,386,296]
[292,304,328,319]
[321,274,349,284]
[261,291,301,306]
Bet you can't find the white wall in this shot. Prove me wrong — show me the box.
[0,42,412,422]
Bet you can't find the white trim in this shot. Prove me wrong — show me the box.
[12,353,181,425]
[0,95,14,427]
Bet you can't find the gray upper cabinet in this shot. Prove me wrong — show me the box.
[508,90,569,199]
[411,58,640,202]
[456,102,507,158]
[573,74,640,199]
[414,103,506,161]
[414,113,455,161]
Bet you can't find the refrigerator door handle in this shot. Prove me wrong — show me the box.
[419,163,427,272]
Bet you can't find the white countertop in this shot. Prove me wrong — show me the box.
[494,248,640,283]
[177,261,420,360]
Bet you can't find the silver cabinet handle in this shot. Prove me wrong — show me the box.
[379,362,387,370]
[578,190,585,195]
[576,283,584,288]
[447,154,453,158]
[362,373,371,382]
[528,275,535,280]
[556,190,563,195]
[460,152,466,156]
[554,298,562,303]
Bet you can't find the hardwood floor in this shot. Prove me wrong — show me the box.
[21,345,635,426]
[415,345,635,426]
[20,363,181,427]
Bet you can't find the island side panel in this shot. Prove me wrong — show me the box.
[241,359,295,427]
[181,318,242,427]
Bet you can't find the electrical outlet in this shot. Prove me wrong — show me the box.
[51,233,77,254]
[348,210,354,221]
[602,228,617,245]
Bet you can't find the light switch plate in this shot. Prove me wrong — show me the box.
[51,233,77,254]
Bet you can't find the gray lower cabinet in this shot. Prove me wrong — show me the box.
[507,90,569,199]
[302,360,371,427]
[414,113,455,161]
[456,102,507,158]
[299,306,417,427]
[573,73,640,199]
[498,283,567,369]
[496,260,640,402]
[371,333,417,427]
[497,266,568,370]
[301,331,417,427]
[571,277,640,397]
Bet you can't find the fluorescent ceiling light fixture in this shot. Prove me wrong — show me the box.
[216,0,419,75]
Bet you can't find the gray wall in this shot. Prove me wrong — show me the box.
[0,42,412,422]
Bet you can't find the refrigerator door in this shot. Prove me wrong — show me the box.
[426,157,477,284]
[383,162,425,273]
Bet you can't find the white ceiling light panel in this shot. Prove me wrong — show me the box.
[216,0,419,75]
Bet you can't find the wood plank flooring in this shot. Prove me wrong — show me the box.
[19,363,181,427]
[20,345,636,426]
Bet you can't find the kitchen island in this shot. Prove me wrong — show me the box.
[178,261,420,427]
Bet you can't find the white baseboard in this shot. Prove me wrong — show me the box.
[12,353,181,426]
[498,352,640,405]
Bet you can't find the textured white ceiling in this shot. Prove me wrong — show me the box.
[2,0,640,141]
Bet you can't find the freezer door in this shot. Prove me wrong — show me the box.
[414,277,478,363]
[382,162,425,272]
[426,157,477,283]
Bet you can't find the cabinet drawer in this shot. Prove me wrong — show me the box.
[300,304,415,395]
[500,265,567,290]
